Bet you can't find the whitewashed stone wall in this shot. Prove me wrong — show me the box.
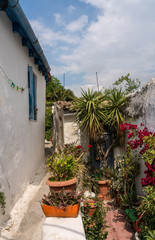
[0,12,46,223]
[126,79,155,195]
[64,113,80,145]
[52,104,89,150]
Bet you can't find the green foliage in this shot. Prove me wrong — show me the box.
[103,87,127,137]
[113,73,141,94]
[125,208,138,223]
[47,144,85,181]
[122,149,140,194]
[82,171,99,194]
[73,88,106,140]
[145,230,155,240]
[120,189,139,208]
[46,76,75,103]
[0,184,6,214]
[137,186,155,239]
[110,151,140,203]
[46,76,64,102]
[110,156,124,196]
[93,167,113,181]
[45,107,52,140]
[81,201,108,240]
[142,135,155,165]
[42,190,82,210]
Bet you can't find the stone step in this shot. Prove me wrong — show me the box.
[42,213,86,240]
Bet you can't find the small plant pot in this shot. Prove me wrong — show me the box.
[41,203,80,218]
[84,199,97,216]
[46,177,77,193]
[98,180,111,200]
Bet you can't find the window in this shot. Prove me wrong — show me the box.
[28,66,37,120]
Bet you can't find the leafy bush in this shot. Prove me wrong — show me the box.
[81,200,108,240]
[45,107,52,141]
[137,186,155,239]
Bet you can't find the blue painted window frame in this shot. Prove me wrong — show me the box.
[28,66,37,120]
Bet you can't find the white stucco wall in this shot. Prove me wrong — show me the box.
[0,12,46,222]
[64,113,80,145]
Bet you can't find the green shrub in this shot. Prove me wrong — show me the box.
[81,200,108,240]
[45,107,52,140]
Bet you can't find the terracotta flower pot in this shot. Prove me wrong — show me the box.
[98,180,111,200]
[41,203,80,218]
[84,199,97,216]
[46,177,77,193]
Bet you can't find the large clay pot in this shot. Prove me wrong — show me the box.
[46,177,77,193]
[98,180,111,200]
[41,203,80,218]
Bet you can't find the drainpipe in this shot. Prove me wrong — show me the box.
[5,0,51,73]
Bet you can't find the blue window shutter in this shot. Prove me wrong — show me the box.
[28,66,34,119]
[33,74,37,120]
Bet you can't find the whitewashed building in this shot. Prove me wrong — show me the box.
[0,0,50,223]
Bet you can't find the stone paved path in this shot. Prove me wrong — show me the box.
[105,201,135,240]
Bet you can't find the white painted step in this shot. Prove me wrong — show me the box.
[42,214,86,240]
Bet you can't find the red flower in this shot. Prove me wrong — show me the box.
[88,145,92,148]
[77,145,82,149]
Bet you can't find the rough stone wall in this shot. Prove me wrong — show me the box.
[126,78,155,132]
[52,104,64,151]
[52,104,89,150]
[125,78,155,195]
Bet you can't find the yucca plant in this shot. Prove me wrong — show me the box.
[103,87,127,138]
[73,88,106,140]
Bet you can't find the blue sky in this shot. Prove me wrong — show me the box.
[20,0,155,96]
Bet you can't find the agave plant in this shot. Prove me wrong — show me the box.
[73,88,106,140]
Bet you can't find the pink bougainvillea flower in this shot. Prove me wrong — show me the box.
[128,132,134,139]
[76,145,82,149]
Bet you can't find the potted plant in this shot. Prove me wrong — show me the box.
[46,144,86,193]
[41,189,82,218]
[93,167,113,200]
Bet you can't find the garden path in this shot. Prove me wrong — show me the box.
[105,201,135,240]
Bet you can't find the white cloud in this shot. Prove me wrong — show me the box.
[30,0,155,96]
[66,15,88,32]
[53,13,64,25]
[30,20,80,46]
[68,5,76,12]
[59,0,155,92]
